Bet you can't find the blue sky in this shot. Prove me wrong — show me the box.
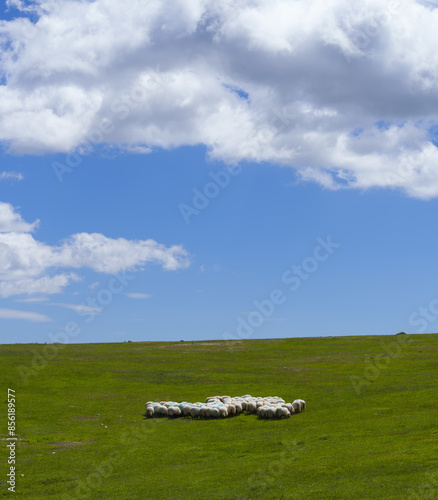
[1,0,438,343]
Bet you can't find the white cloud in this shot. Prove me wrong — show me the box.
[1,1,438,197]
[0,308,52,322]
[0,202,190,297]
[0,171,23,182]
[56,232,189,272]
[0,202,39,232]
[15,296,48,303]
[124,145,153,155]
[47,302,101,313]
[125,293,152,299]
[0,273,80,298]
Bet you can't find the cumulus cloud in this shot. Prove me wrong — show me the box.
[0,202,190,297]
[0,201,39,232]
[0,308,52,322]
[0,273,79,298]
[1,0,438,197]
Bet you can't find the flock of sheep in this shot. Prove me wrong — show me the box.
[145,394,306,420]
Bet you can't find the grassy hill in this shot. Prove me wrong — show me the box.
[1,333,437,499]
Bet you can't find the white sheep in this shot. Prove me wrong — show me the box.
[168,406,181,417]
[154,405,167,417]
[205,397,219,404]
[257,406,266,418]
[266,407,276,419]
[246,401,256,413]
[219,406,228,418]
[283,403,294,413]
[293,399,306,412]
[146,394,305,420]
[296,399,306,410]
[190,407,201,419]
[234,402,243,413]
[291,401,301,413]
[275,407,285,418]
[277,406,291,418]
[227,404,236,416]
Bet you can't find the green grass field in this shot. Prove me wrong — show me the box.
[1,333,437,499]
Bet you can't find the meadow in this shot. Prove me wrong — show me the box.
[1,333,437,499]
